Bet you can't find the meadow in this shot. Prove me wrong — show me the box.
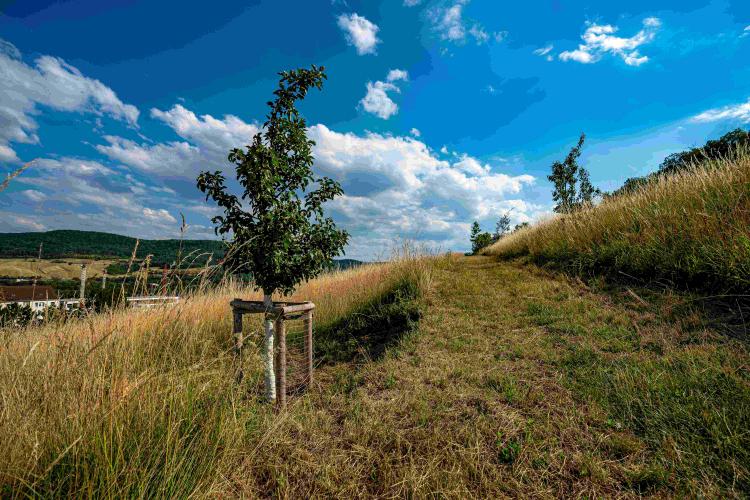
[0,256,430,497]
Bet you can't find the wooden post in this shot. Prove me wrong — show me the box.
[232,310,243,382]
[304,310,313,387]
[275,316,287,408]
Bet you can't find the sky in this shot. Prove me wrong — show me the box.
[0,0,748,260]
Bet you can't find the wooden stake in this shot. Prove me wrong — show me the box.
[304,310,313,387]
[275,316,287,408]
[232,311,243,382]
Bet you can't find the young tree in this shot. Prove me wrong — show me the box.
[494,211,512,240]
[197,66,348,401]
[470,221,481,249]
[470,221,493,254]
[548,133,599,213]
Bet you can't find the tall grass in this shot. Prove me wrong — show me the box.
[483,151,750,292]
[0,256,431,497]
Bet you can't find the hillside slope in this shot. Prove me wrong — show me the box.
[2,256,747,497]
[483,152,750,293]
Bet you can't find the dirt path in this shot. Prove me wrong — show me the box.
[233,256,750,498]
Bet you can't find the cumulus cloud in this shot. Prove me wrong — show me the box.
[96,104,261,178]
[559,17,661,66]
[690,98,750,123]
[0,39,139,162]
[386,69,409,82]
[337,13,381,55]
[430,0,503,46]
[410,128,421,137]
[142,207,177,224]
[307,124,537,257]
[4,76,537,257]
[359,69,409,119]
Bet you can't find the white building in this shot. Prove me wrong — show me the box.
[0,285,79,313]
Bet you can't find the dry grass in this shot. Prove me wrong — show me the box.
[0,161,34,194]
[0,257,430,497]
[483,151,750,292]
[1,252,747,497]
[0,258,115,279]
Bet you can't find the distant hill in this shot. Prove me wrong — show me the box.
[0,230,363,269]
[0,230,224,265]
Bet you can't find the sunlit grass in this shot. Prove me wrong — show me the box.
[0,256,432,497]
[483,151,750,292]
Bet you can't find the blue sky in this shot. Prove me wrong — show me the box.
[0,0,748,259]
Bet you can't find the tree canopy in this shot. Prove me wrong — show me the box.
[197,66,348,296]
[611,128,750,197]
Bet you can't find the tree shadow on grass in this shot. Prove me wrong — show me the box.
[313,279,422,364]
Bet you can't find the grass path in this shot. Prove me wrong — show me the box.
[230,255,750,497]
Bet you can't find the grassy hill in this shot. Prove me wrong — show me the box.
[484,150,750,294]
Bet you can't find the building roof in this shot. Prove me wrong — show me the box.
[0,285,59,302]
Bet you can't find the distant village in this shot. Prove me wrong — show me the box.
[0,263,179,324]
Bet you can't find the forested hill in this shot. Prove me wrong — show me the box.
[0,230,363,269]
[0,230,226,262]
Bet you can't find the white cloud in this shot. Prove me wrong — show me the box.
[308,124,537,255]
[359,70,409,120]
[0,214,46,231]
[559,17,661,66]
[337,13,381,55]
[2,156,187,238]
[469,24,490,44]
[742,25,750,38]
[410,128,421,137]
[533,44,554,61]
[0,39,139,162]
[435,2,467,41]
[21,190,46,202]
[403,0,422,6]
[690,98,750,123]
[37,99,536,257]
[142,207,177,224]
[97,104,261,177]
[386,69,409,82]
[430,1,501,46]
[359,82,400,119]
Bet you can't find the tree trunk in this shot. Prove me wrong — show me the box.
[263,293,276,402]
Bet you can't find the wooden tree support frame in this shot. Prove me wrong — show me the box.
[230,299,315,408]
